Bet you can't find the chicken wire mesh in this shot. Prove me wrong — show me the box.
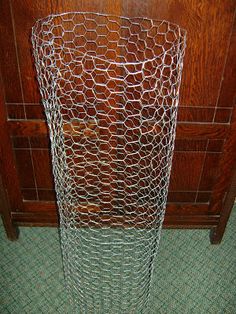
[32,12,186,313]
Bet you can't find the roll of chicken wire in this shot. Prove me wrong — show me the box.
[32,12,186,313]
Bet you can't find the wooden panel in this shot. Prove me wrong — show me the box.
[7,0,234,108]
[8,120,49,137]
[207,140,224,152]
[196,192,211,203]
[122,0,235,107]
[31,150,54,189]
[10,0,51,103]
[0,1,23,103]
[7,104,25,119]
[21,188,55,201]
[199,153,221,191]
[10,0,121,103]
[174,139,224,153]
[30,137,50,149]
[175,123,229,139]
[22,189,37,200]
[177,107,214,122]
[175,139,207,152]
[38,189,56,201]
[169,152,204,191]
[217,12,236,108]
[14,149,36,189]
[214,108,232,123]
[12,137,30,148]
[167,192,196,203]
[25,103,45,120]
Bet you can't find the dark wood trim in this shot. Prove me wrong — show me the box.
[8,119,229,139]
[209,14,236,243]
[0,174,19,240]
[0,70,22,239]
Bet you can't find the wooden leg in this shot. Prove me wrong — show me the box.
[210,204,234,245]
[1,214,19,241]
[210,227,222,245]
[0,176,19,241]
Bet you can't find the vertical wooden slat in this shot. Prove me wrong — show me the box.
[0,69,23,239]
[209,13,236,242]
[0,0,23,103]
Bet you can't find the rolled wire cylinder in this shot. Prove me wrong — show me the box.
[32,12,186,313]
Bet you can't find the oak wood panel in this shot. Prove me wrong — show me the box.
[5,0,234,108]
[123,0,235,107]
[14,149,36,189]
[10,0,122,103]
[12,137,30,148]
[38,189,56,201]
[6,104,25,119]
[199,153,221,192]
[30,137,50,149]
[0,1,23,103]
[217,10,236,108]
[196,192,211,203]
[214,108,232,123]
[167,192,196,203]
[174,139,207,152]
[169,152,204,191]
[31,150,54,189]
[207,140,224,153]
[175,123,229,139]
[25,104,45,120]
[10,0,51,103]
[174,139,224,153]
[177,107,215,122]
[21,189,37,201]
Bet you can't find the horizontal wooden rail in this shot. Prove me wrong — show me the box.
[8,120,229,139]
[10,201,219,228]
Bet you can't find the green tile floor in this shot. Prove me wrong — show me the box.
[0,207,235,313]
